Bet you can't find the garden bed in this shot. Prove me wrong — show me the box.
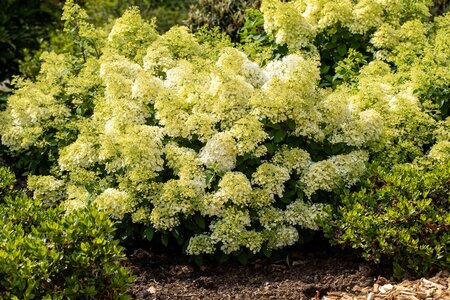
[125,248,449,299]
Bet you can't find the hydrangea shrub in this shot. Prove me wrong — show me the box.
[1,1,448,258]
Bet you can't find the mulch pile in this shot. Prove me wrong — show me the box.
[324,271,450,300]
[125,247,449,300]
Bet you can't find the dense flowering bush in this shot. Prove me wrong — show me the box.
[261,0,450,114]
[0,0,448,261]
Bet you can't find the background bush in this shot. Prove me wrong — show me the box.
[188,0,261,41]
[0,0,62,81]
[0,166,134,299]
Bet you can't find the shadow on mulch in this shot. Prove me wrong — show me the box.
[124,240,393,300]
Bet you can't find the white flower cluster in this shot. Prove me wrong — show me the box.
[272,146,311,173]
[209,208,255,254]
[266,225,299,250]
[428,141,450,161]
[300,151,369,197]
[284,200,328,230]
[261,0,433,50]
[217,172,253,206]
[93,188,135,219]
[199,132,237,172]
[252,163,290,198]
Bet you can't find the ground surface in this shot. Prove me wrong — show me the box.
[125,245,449,300]
[125,245,376,299]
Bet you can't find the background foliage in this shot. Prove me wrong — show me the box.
[0,0,62,80]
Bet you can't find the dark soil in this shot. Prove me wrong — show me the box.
[125,244,389,300]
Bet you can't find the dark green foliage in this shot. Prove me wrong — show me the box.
[0,167,134,299]
[188,0,261,41]
[314,26,371,88]
[0,80,11,112]
[331,49,368,87]
[324,158,450,278]
[81,0,194,32]
[431,0,450,15]
[0,0,62,80]
[3,0,192,80]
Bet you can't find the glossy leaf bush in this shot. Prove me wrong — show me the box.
[324,151,450,278]
[0,167,134,299]
[0,1,448,264]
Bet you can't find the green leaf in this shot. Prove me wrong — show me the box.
[193,215,205,230]
[263,246,272,258]
[320,65,330,74]
[161,234,169,247]
[337,44,347,57]
[280,196,292,204]
[273,130,286,143]
[183,219,197,231]
[236,252,249,265]
[205,173,214,186]
[265,143,276,155]
[194,255,203,266]
[143,227,154,242]
[80,242,88,252]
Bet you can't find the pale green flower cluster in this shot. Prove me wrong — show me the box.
[300,151,369,197]
[252,163,290,198]
[429,141,450,161]
[93,188,135,219]
[272,146,311,173]
[28,175,66,204]
[1,2,446,256]
[261,0,433,50]
[199,132,237,172]
[258,200,326,232]
[0,55,71,151]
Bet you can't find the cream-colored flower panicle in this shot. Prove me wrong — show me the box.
[93,188,135,219]
[261,0,315,49]
[199,132,237,172]
[252,163,290,198]
[300,151,369,197]
[217,172,253,206]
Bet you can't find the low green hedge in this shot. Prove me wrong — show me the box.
[324,156,450,278]
[0,167,134,299]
